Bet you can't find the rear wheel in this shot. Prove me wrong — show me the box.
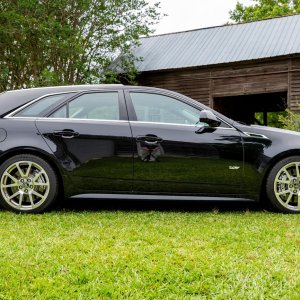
[0,154,58,213]
[266,156,300,213]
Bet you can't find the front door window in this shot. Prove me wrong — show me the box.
[130,92,200,125]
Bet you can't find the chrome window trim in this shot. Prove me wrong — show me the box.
[4,116,129,124]
[129,120,236,130]
[5,88,234,131]
[5,84,123,94]
[4,91,78,118]
[36,117,128,123]
[5,116,38,120]
[3,116,233,129]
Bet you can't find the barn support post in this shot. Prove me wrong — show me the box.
[263,108,268,126]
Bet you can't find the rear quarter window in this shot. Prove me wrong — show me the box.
[12,93,75,117]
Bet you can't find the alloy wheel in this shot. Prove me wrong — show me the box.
[274,162,300,212]
[0,160,50,211]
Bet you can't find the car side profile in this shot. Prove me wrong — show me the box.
[0,84,299,213]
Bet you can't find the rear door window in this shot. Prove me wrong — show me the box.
[49,92,120,120]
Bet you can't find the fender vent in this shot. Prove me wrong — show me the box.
[244,132,268,139]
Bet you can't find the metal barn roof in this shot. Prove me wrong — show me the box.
[132,14,300,72]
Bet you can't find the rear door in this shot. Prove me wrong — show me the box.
[35,90,133,192]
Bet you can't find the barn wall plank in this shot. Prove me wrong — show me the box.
[137,58,294,110]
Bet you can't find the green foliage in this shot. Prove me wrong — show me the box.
[0,0,162,90]
[0,210,300,299]
[255,111,288,128]
[278,108,300,131]
[230,0,300,22]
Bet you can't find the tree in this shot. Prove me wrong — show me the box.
[230,0,300,23]
[278,108,300,131]
[0,0,161,91]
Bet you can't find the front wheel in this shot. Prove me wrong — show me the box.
[0,154,58,213]
[266,156,300,213]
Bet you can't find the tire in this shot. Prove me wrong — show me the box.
[0,154,58,213]
[266,156,300,213]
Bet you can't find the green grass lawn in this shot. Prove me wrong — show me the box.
[0,202,300,299]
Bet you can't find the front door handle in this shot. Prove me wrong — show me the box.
[136,135,163,144]
[53,129,79,139]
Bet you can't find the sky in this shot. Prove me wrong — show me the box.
[148,0,254,35]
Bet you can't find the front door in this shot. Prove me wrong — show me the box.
[35,91,133,192]
[125,90,244,196]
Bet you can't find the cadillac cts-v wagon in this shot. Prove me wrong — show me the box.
[0,84,299,213]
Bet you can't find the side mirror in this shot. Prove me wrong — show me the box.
[199,110,221,128]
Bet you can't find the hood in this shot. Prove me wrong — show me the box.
[233,122,300,138]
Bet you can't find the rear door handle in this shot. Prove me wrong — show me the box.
[53,129,79,139]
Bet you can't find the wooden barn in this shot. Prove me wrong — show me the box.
[130,14,300,125]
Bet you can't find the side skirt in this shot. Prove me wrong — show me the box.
[70,194,257,202]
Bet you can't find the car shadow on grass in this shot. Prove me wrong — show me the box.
[59,198,264,213]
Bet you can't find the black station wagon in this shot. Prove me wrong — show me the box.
[0,84,300,213]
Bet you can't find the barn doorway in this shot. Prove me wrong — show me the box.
[213,91,287,125]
